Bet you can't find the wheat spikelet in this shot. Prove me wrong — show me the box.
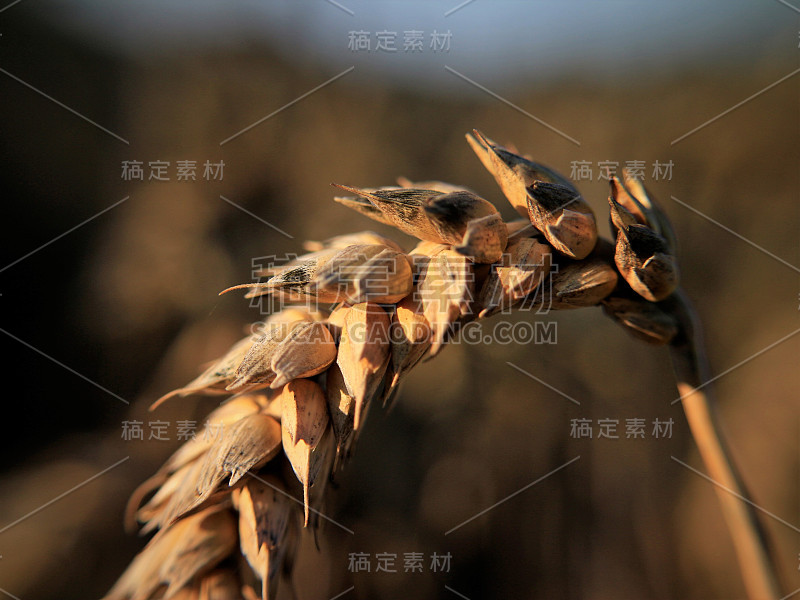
[107,130,781,600]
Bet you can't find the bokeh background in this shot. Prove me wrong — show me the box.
[0,2,798,599]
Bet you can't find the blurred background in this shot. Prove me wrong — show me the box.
[0,1,798,598]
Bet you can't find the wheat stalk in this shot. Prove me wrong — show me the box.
[667,291,781,599]
[105,130,781,599]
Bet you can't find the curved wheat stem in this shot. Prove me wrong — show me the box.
[669,291,781,599]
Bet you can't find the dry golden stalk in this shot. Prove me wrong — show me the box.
[667,291,782,599]
[110,129,780,600]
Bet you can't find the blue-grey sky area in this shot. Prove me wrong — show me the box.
[48,1,795,92]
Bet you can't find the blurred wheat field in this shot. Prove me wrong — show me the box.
[0,8,798,599]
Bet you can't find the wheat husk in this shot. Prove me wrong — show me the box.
[601,294,679,345]
[526,180,597,259]
[396,177,475,194]
[233,477,293,600]
[269,321,337,389]
[388,294,432,389]
[478,236,553,318]
[152,336,257,407]
[227,321,307,390]
[414,246,474,354]
[608,185,678,302]
[324,361,356,467]
[310,244,414,304]
[279,379,330,523]
[332,184,501,250]
[303,230,405,253]
[104,507,237,600]
[466,129,579,214]
[336,302,391,429]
